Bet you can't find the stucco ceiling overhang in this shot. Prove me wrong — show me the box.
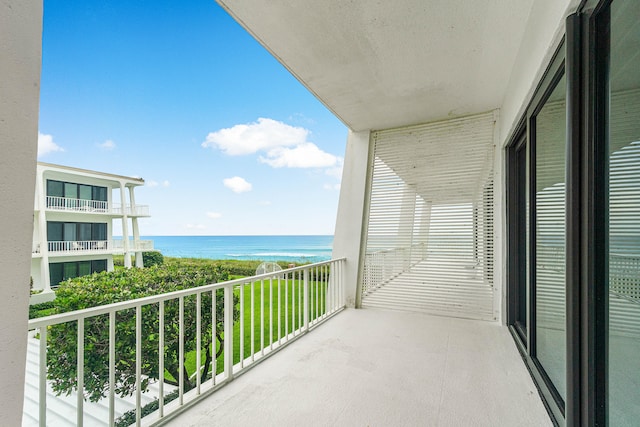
[217,0,534,132]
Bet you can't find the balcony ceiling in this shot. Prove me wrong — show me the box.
[217,0,534,131]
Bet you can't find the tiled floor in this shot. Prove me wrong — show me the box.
[165,308,552,427]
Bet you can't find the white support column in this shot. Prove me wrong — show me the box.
[331,130,372,308]
[35,169,52,293]
[398,183,417,271]
[417,199,432,262]
[129,186,143,268]
[0,1,43,424]
[119,182,131,268]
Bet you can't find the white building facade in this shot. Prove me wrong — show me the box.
[31,162,153,299]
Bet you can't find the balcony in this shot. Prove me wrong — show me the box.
[25,259,346,426]
[40,240,154,255]
[112,239,155,252]
[23,258,551,426]
[45,196,150,217]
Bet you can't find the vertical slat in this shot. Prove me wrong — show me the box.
[304,268,309,331]
[159,301,165,417]
[239,282,245,368]
[196,292,201,394]
[211,290,216,386]
[277,275,281,345]
[136,306,142,426]
[291,271,295,334]
[298,270,302,331]
[315,266,319,323]
[109,312,115,426]
[224,286,234,380]
[76,318,84,427]
[285,271,289,340]
[39,327,47,427]
[136,306,142,427]
[251,280,255,361]
[269,277,273,350]
[179,297,184,405]
[260,279,265,356]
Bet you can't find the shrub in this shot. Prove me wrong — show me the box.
[46,261,237,402]
[29,301,57,319]
[143,251,164,267]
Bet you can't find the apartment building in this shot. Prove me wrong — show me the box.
[31,162,153,299]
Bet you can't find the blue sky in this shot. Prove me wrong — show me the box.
[37,0,347,236]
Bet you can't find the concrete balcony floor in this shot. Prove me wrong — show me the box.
[166,308,551,426]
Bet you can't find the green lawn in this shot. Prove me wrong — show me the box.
[175,276,330,381]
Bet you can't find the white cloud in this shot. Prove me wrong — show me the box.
[202,117,341,173]
[207,212,222,219]
[223,176,252,193]
[146,180,159,187]
[162,180,170,187]
[259,142,339,168]
[185,224,206,230]
[38,133,64,157]
[258,200,272,206]
[98,139,116,150]
[202,118,308,156]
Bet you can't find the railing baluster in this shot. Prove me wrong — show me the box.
[315,266,319,323]
[223,285,234,380]
[260,279,264,356]
[298,270,302,332]
[77,317,84,427]
[240,282,244,368]
[291,271,296,334]
[196,292,201,394]
[211,290,216,386]
[39,327,47,427]
[159,300,165,417]
[109,312,115,426]
[304,268,309,331]
[285,271,289,341]
[179,297,184,405]
[251,280,255,362]
[269,277,273,350]
[277,275,281,345]
[135,306,142,426]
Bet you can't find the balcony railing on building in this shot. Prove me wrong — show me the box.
[45,196,150,217]
[25,258,345,426]
[41,240,154,254]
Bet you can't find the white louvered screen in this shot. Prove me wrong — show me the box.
[361,112,496,321]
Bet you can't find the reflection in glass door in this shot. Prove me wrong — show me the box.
[608,0,640,424]
[534,74,567,401]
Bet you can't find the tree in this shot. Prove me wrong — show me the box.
[46,261,239,402]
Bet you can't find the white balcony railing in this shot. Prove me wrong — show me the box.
[112,239,155,252]
[45,196,150,217]
[362,243,426,295]
[45,240,154,254]
[26,258,345,426]
[47,240,111,253]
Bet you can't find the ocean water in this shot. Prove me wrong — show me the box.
[144,235,333,263]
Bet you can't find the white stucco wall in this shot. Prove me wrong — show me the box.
[332,130,371,308]
[0,0,43,424]
[499,0,581,147]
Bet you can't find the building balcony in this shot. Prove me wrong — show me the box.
[36,239,154,255]
[44,196,150,217]
[23,258,551,426]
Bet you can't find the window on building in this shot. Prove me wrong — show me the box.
[49,259,108,287]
